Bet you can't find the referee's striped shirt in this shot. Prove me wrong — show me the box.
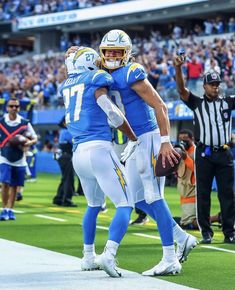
[181,93,235,146]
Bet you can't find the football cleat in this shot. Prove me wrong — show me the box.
[81,255,100,271]
[142,259,182,276]
[130,216,149,225]
[95,251,121,278]
[176,234,198,263]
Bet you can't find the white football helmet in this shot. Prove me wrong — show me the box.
[65,46,100,75]
[99,29,132,69]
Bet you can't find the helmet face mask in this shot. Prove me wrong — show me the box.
[99,30,132,69]
[65,47,100,75]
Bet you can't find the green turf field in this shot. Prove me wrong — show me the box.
[0,173,234,290]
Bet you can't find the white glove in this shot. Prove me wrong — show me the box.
[120,140,138,162]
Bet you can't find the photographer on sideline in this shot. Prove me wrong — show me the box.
[176,129,197,230]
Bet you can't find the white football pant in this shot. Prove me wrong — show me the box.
[125,130,165,204]
[72,140,134,208]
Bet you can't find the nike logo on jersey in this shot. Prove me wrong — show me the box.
[135,73,142,79]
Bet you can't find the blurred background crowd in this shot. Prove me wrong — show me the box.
[0,31,235,109]
[0,0,127,21]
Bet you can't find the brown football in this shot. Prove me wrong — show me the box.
[155,147,183,177]
[8,134,27,147]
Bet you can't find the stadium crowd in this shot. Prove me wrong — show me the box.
[0,0,128,21]
[0,30,235,108]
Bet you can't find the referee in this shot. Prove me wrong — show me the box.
[174,55,235,244]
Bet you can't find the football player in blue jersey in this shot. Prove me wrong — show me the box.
[65,33,197,276]
[99,30,198,276]
[62,47,137,278]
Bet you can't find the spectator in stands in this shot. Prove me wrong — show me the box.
[147,61,161,89]
[172,25,182,40]
[204,58,221,75]
[214,17,224,34]
[42,140,54,152]
[1,20,235,107]
[228,17,235,32]
[0,98,37,221]
[186,55,203,93]
[157,66,171,100]
[204,19,214,35]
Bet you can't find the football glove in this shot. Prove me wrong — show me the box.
[120,140,138,162]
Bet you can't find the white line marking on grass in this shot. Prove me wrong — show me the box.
[133,233,161,240]
[35,214,66,222]
[201,245,235,254]
[13,210,25,213]
[97,225,109,230]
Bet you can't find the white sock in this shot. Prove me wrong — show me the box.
[173,224,187,244]
[162,245,176,262]
[83,244,95,256]
[105,240,119,257]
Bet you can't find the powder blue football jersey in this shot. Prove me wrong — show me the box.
[60,70,113,149]
[110,62,158,137]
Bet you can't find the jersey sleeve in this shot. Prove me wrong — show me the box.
[126,63,147,86]
[91,70,113,88]
[181,92,201,110]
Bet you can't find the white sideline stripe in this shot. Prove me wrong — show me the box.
[97,225,109,230]
[35,214,66,222]
[0,239,198,290]
[13,209,25,213]
[134,233,235,255]
[133,233,161,240]
[201,245,235,254]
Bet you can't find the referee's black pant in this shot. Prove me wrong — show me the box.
[55,153,75,204]
[195,146,235,238]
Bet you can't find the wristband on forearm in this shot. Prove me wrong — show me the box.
[160,135,170,143]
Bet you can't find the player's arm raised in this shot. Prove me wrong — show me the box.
[131,79,179,167]
[173,55,190,101]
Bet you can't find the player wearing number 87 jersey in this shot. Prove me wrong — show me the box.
[61,46,137,277]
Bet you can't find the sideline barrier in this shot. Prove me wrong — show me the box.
[36,152,60,174]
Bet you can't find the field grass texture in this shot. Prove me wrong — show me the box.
[0,173,234,290]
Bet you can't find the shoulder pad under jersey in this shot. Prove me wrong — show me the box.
[91,69,113,87]
[126,63,146,85]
